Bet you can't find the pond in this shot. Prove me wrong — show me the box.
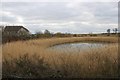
[49,42,115,53]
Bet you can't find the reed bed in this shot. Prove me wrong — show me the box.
[2,37,118,78]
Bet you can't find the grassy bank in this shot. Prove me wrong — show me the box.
[2,37,118,78]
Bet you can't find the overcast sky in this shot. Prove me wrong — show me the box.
[0,2,118,34]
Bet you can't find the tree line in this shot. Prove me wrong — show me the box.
[107,28,118,36]
[2,28,119,43]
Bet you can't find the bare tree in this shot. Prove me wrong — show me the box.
[114,28,118,34]
[113,28,118,34]
[113,28,115,33]
[44,29,50,34]
[107,29,111,36]
[44,29,52,37]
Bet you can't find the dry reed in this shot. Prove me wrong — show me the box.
[2,37,118,78]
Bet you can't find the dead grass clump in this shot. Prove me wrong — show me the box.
[3,53,53,78]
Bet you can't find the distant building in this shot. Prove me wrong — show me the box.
[0,26,4,32]
[3,26,29,36]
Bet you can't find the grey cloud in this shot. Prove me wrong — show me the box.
[3,2,77,20]
[1,2,118,33]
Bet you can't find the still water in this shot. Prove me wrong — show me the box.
[49,42,114,53]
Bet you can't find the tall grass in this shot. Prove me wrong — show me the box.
[2,37,118,78]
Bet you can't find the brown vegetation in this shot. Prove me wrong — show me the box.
[2,37,118,78]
